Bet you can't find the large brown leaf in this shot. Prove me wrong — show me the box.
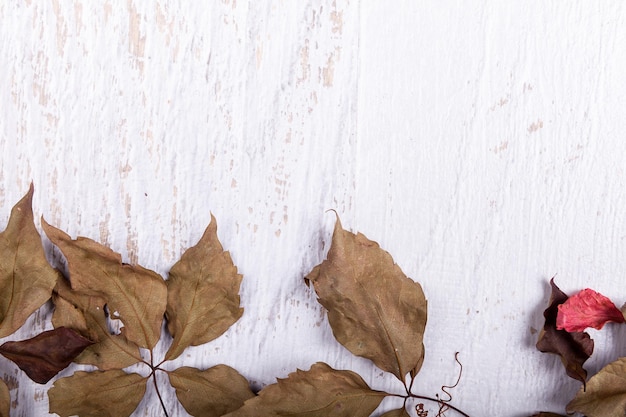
[305,217,427,381]
[567,357,626,416]
[42,219,167,349]
[0,184,59,337]
[0,327,93,384]
[0,379,8,417]
[52,276,143,369]
[48,370,147,417]
[165,215,243,361]
[169,365,254,417]
[536,278,594,385]
[223,362,385,417]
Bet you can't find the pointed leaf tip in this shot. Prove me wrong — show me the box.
[567,357,626,417]
[49,370,147,417]
[0,327,93,384]
[536,279,594,385]
[0,187,58,338]
[169,365,254,417]
[42,220,167,349]
[557,288,625,332]
[223,362,384,417]
[165,217,244,361]
[305,217,427,381]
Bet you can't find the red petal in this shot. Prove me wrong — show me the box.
[557,289,625,332]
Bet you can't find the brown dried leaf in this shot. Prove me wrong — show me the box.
[536,278,594,385]
[52,276,142,369]
[223,362,385,417]
[305,217,427,381]
[169,365,254,417]
[567,357,626,416]
[380,407,410,417]
[0,184,58,337]
[42,219,167,349]
[165,215,243,361]
[48,370,147,417]
[0,379,8,417]
[0,327,93,384]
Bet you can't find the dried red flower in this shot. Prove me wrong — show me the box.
[556,288,625,332]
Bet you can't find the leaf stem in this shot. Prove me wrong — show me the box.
[152,372,170,417]
[407,373,416,396]
[409,394,470,417]
[148,349,170,417]
[386,393,470,417]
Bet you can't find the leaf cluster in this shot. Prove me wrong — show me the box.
[534,278,626,417]
[0,186,470,417]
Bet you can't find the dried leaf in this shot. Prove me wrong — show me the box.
[52,276,142,369]
[557,288,626,332]
[567,357,626,416]
[42,219,167,349]
[0,327,93,384]
[380,407,410,417]
[165,215,243,361]
[223,362,385,417]
[536,278,593,385]
[48,370,147,417]
[305,217,427,381]
[169,365,254,417]
[0,184,59,337]
[0,379,8,417]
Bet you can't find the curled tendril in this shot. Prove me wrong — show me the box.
[416,403,429,416]
[435,352,463,417]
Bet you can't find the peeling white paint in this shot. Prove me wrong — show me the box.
[1,1,626,416]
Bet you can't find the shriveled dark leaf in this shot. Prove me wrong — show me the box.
[52,276,142,369]
[567,357,626,416]
[536,278,593,385]
[380,407,410,417]
[0,184,59,337]
[223,362,385,417]
[305,217,427,381]
[165,215,244,361]
[0,327,93,384]
[0,379,8,417]
[42,219,167,349]
[169,365,254,417]
[48,370,147,417]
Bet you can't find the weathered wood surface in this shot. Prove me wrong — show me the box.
[2,2,626,416]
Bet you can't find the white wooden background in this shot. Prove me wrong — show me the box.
[2,2,626,416]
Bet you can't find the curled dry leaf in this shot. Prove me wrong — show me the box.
[0,379,8,417]
[305,217,427,381]
[48,370,147,417]
[0,327,93,384]
[567,357,626,417]
[169,365,254,417]
[0,184,58,337]
[557,288,626,332]
[52,276,142,369]
[42,219,167,349]
[222,362,385,417]
[536,278,593,385]
[165,215,244,361]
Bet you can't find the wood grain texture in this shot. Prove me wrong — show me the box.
[1,1,626,416]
